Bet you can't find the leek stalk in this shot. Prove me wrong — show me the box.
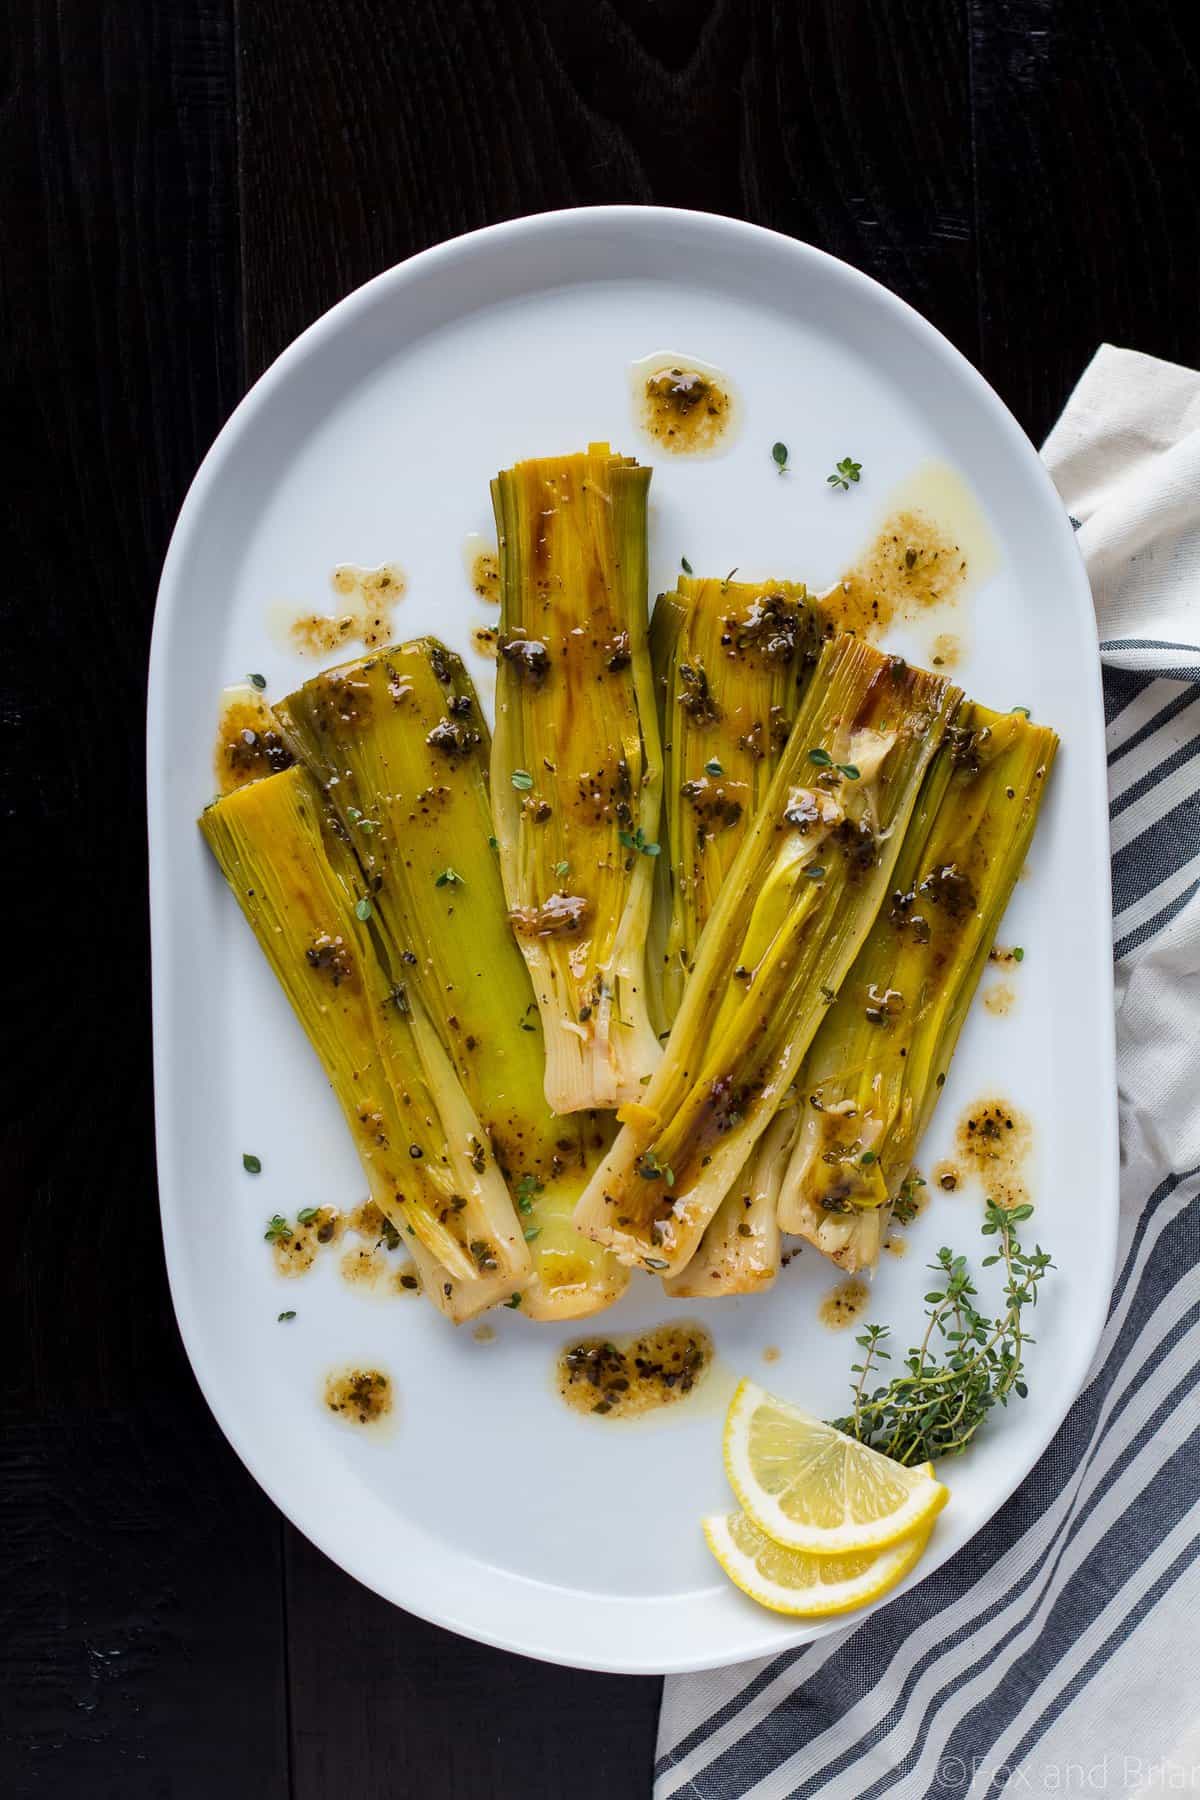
[573,636,961,1276]
[490,445,663,1111]
[200,764,529,1320]
[275,641,628,1320]
[649,577,822,1029]
[777,701,1058,1268]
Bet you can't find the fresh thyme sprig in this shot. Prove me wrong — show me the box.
[833,1200,1053,1465]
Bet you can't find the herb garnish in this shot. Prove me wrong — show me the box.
[277,1310,296,1322]
[515,1174,544,1215]
[511,769,534,791]
[242,1152,262,1174]
[806,745,859,780]
[892,1172,926,1225]
[297,1206,318,1224]
[772,441,789,474]
[247,672,267,690]
[827,457,863,491]
[264,1214,292,1243]
[705,759,724,777]
[680,556,694,575]
[1011,705,1031,718]
[618,826,660,857]
[636,1149,675,1185]
[434,867,463,888]
[554,860,569,878]
[504,1292,523,1309]
[834,1201,1053,1464]
[354,897,373,921]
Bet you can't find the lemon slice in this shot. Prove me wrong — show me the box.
[723,1379,948,1553]
[704,1509,932,1617]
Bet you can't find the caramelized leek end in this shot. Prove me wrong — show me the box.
[573,636,961,1276]
[274,640,628,1321]
[649,578,821,1030]
[490,445,663,1112]
[199,764,530,1319]
[662,1109,793,1297]
[778,701,1059,1270]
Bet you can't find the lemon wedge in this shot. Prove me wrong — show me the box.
[723,1379,948,1554]
[704,1509,932,1617]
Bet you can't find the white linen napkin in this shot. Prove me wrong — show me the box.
[654,345,1200,1800]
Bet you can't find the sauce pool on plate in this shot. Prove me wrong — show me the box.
[558,1322,713,1418]
[630,353,739,456]
[819,1277,869,1330]
[213,685,293,796]
[324,1367,394,1428]
[274,561,406,658]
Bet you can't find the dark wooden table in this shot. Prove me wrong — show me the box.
[5,3,1199,1795]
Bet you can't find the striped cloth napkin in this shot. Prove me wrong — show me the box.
[655,345,1200,1800]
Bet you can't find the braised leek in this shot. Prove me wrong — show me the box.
[490,446,663,1112]
[200,764,529,1320]
[777,702,1058,1269]
[649,577,822,1028]
[662,1110,794,1298]
[573,636,961,1276]
[275,640,627,1320]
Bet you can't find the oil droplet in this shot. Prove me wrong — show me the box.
[930,631,962,669]
[883,1235,908,1257]
[463,534,500,603]
[323,1367,393,1427]
[471,624,499,660]
[630,353,739,457]
[762,1344,781,1364]
[819,1277,869,1330]
[214,685,294,795]
[277,562,406,658]
[821,460,997,641]
[472,1323,496,1344]
[954,1098,1032,1209]
[933,1161,961,1193]
[984,983,1015,1016]
[558,1321,713,1418]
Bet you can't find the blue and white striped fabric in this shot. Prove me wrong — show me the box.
[655,346,1200,1799]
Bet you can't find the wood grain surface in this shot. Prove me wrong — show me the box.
[4,1,1200,1795]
